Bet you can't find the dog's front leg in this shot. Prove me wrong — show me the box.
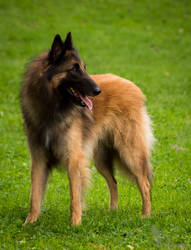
[24,158,49,225]
[68,159,82,226]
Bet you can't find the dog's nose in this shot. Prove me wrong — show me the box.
[93,87,101,96]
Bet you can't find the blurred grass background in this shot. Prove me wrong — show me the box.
[0,0,191,249]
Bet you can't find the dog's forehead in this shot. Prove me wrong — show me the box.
[64,49,80,61]
[63,49,85,69]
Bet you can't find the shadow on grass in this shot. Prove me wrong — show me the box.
[1,203,148,227]
[21,206,152,234]
[2,204,173,249]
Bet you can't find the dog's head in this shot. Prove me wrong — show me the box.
[46,33,101,110]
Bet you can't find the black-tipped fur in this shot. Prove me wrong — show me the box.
[21,33,154,226]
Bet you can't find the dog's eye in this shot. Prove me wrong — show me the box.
[71,63,80,72]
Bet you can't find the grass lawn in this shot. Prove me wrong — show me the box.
[0,0,191,249]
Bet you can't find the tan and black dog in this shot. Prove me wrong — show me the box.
[21,32,154,226]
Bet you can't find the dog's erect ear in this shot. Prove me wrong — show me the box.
[63,32,73,51]
[49,34,63,63]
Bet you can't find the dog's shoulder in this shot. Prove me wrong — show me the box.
[91,73,145,104]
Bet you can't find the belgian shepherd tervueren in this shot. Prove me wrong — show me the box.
[21,32,154,226]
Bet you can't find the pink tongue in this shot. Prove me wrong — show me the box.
[79,95,93,111]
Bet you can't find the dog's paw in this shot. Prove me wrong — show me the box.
[141,213,151,219]
[23,213,38,226]
[71,215,81,226]
[109,203,118,211]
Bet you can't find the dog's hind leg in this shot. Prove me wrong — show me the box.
[136,166,152,217]
[116,132,153,217]
[24,156,49,225]
[118,149,152,217]
[114,108,154,217]
[93,143,118,210]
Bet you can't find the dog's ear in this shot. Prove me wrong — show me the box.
[49,34,63,63]
[63,32,73,51]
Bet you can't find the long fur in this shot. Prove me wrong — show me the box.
[21,33,154,226]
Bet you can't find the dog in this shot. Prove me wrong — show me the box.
[21,32,154,226]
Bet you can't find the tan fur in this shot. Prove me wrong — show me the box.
[22,52,154,226]
[90,74,154,216]
[52,72,67,88]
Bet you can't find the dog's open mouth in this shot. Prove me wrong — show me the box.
[67,87,93,111]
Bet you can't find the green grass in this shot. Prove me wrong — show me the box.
[0,0,191,249]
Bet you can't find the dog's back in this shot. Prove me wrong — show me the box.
[91,73,154,158]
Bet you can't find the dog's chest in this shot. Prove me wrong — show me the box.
[45,129,52,150]
[43,125,67,157]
